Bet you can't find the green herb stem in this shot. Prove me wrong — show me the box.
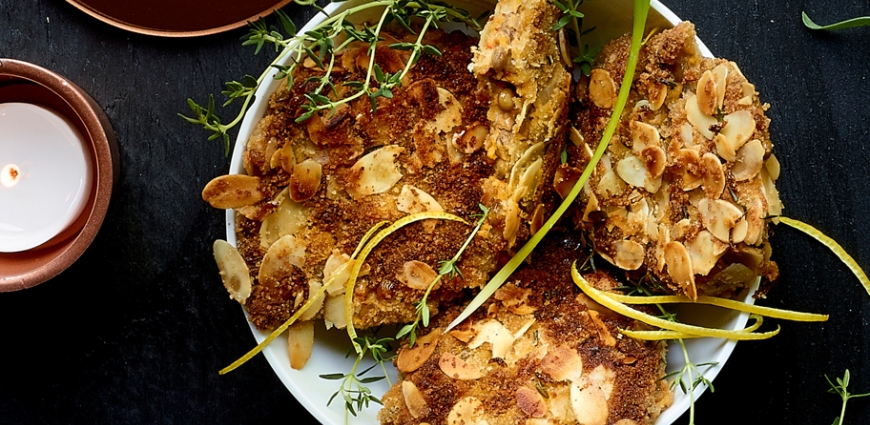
[802,11,870,31]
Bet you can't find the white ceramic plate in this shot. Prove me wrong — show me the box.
[225,1,755,423]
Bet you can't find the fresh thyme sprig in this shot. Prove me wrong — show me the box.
[181,1,480,154]
[320,334,395,421]
[551,0,598,76]
[826,369,870,425]
[665,339,717,425]
[802,11,870,31]
[396,204,490,347]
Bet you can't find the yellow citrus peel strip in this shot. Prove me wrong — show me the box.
[345,211,467,353]
[571,264,780,340]
[621,314,765,340]
[603,293,828,322]
[219,221,385,375]
[777,216,870,298]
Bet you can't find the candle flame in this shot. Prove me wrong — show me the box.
[1,164,20,188]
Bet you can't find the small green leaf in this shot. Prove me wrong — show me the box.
[802,11,870,31]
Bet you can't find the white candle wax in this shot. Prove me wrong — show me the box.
[0,102,93,253]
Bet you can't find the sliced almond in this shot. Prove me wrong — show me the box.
[697,199,744,242]
[648,82,668,111]
[732,217,749,244]
[469,319,515,359]
[674,148,702,191]
[615,154,647,189]
[611,239,645,270]
[402,380,429,418]
[630,121,660,153]
[541,346,583,382]
[397,260,439,291]
[258,234,306,285]
[720,110,756,153]
[588,310,617,347]
[212,240,252,303]
[570,382,608,425]
[732,139,765,181]
[269,141,296,174]
[323,293,346,330]
[685,93,718,140]
[589,69,617,109]
[259,194,310,249]
[397,328,441,372]
[448,397,483,425]
[700,153,726,198]
[439,352,483,380]
[288,159,322,202]
[455,123,489,154]
[516,387,547,418]
[346,145,404,197]
[696,70,717,116]
[202,174,265,209]
[664,241,697,300]
[323,251,352,295]
[714,133,737,162]
[685,230,728,276]
[712,63,729,110]
[640,145,667,179]
[287,320,314,370]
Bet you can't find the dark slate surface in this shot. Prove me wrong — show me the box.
[0,1,868,424]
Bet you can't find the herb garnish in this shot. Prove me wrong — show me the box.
[551,0,599,76]
[396,204,490,347]
[181,1,481,155]
[320,334,395,421]
[826,369,870,425]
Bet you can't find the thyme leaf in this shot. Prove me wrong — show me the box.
[826,369,870,425]
[802,12,870,31]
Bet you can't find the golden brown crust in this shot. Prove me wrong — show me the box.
[379,234,671,425]
[567,22,781,298]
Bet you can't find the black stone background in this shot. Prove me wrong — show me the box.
[1,1,868,424]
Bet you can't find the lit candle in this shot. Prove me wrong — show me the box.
[0,102,93,253]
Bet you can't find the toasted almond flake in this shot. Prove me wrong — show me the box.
[675,148,703,191]
[685,93,718,140]
[611,240,645,270]
[700,153,726,198]
[616,154,647,189]
[589,68,618,109]
[649,82,668,111]
[664,241,697,300]
[570,382,608,425]
[696,70,717,116]
[712,63,729,109]
[541,346,583,382]
[630,121,660,153]
[258,234,306,285]
[397,329,441,373]
[469,319,515,359]
[448,397,483,425]
[765,154,781,180]
[397,260,439,290]
[698,198,744,242]
[402,380,429,418]
[449,329,476,343]
[720,110,756,153]
[346,145,404,197]
[202,174,265,209]
[323,251,352,295]
[300,280,324,321]
[714,133,737,162]
[429,87,464,134]
[640,145,667,179]
[455,123,489,154]
[732,218,749,244]
[554,165,581,200]
[588,310,617,346]
[686,231,728,276]
[503,199,521,247]
[516,387,547,418]
[288,159,322,202]
[512,157,544,202]
[213,240,252,303]
[596,168,627,198]
[732,139,765,181]
[323,293,346,330]
[286,320,314,370]
[259,190,310,249]
[269,141,296,174]
[439,352,484,380]
[569,126,585,147]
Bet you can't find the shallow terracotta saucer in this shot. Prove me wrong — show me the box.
[0,59,118,292]
[66,0,293,37]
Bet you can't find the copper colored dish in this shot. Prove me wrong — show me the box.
[66,0,293,37]
[0,59,118,292]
